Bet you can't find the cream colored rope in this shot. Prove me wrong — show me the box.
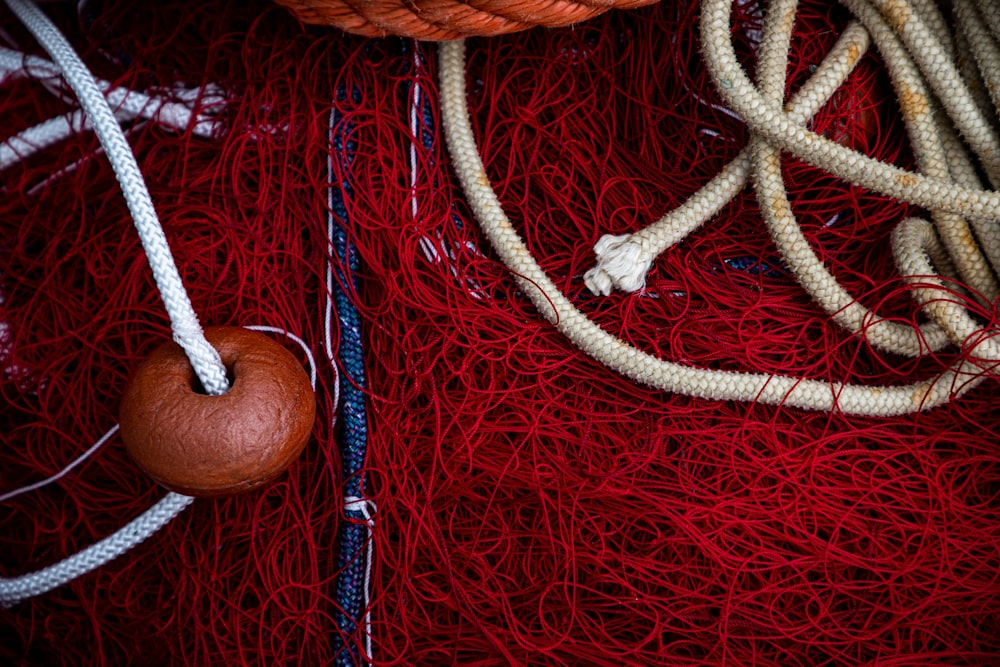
[846,0,998,297]
[907,0,955,56]
[892,217,1000,367]
[588,0,1000,306]
[955,0,1000,119]
[954,21,998,129]
[866,0,1000,186]
[438,33,994,414]
[750,0,955,357]
[585,22,873,296]
[585,0,1000,298]
[974,0,1000,47]
[746,0,1000,363]
[698,0,1000,222]
[594,0,1000,298]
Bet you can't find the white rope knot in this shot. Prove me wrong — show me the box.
[582,21,879,297]
[584,233,652,295]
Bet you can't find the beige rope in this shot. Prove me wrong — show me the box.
[698,0,1000,222]
[974,0,1000,47]
[954,20,999,131]
[438,29,995,414]
[750,0,953,357]
[932,106,1000,275]
[893,217,1000,368]
[955,0,1000,119]
[585,22,872,296]
[588,1,1000,300]
[741,0,995,362]
[867,0,1000,186]
[849,0,999,298]
[907,0,955,57]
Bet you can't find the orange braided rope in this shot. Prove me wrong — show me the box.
[273,0,659,40]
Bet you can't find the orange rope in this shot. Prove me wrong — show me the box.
[273,0,659,39]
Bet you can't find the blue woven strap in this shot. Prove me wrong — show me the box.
[328,82,372,667]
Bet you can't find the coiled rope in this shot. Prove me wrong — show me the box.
[439,0,1000,414]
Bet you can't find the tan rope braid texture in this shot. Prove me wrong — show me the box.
[273,0,658,40]
[439,0,1000,415]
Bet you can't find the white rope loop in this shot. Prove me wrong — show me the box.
[4,0,229,396]
[867,0,1000,186]
[0,46,227,142]
[0,325,316,606]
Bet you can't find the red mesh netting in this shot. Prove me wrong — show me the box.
[1,0,999,664]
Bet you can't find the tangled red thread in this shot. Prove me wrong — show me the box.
[1,0,999,664]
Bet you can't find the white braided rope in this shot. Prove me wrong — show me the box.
[438,0,1000,413]
[953,18,999,129]
[907,0,954,57]
[0,90,223,172]
[0,0,231,606]
[0,325,313,607]
[0,109,92,170]
[0,493,194,607]
[4,0,228,395]
[893,217,1000,366]
[0,46,226,140]
[934,105,1000,275]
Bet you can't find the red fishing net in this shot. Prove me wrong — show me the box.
[1,0,999,664]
